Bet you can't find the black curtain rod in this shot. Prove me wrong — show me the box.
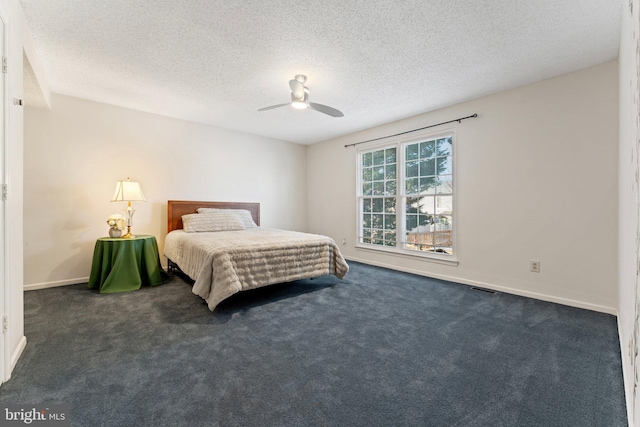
[344,113,478,148]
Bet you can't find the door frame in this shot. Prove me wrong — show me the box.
[0,5,9,385]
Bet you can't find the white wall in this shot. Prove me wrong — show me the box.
[618,0,638,424]
[308,60,619,314]
[23,94,308,288]
[1,0,26,383]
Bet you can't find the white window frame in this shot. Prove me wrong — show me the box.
[355,128,458,266]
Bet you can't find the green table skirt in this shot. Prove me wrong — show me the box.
[88,235,164,293]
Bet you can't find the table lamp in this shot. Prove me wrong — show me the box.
[112,178,146,238]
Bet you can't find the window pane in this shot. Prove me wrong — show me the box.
[385,148,396,164]
[386,164,396,180]
[372,214,384,228]
[418,214,432,227]
[436,196,453,215]
[420,141,435,158]
[420,177,436,194]
[363,229,371,238]
[373,166,384,181]
[418,196,436,215]
[406,197,419,213]
[406,161,419,177]
[384,215,396,230]
[405,178,419,194]
[437,156,452,175]
[372,198,383,213]
[420,159,435,176]
[434,211,453,253]
[373,182,384,195]
[363,152,373,167]
[436,175,452,194]
[363,214,371,228]
[434,231,452,252]
[437,137,452,156]
[363,182,372,196]
[363,167,372,182]
[385,180,396,195]
[373,150,384,165]
[406,230,433,251]
[406,214,417,231]
[419,232,434,246]
[384,231,396,245]
[363,198,372,213]
[384,198,396,213]
[436,215,453,228]
[406,144,419,160]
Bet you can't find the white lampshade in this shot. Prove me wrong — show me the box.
[112,178,146,202]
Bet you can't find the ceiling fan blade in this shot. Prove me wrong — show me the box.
[258,103,290,112]
[289,79,305,99]
[308,102,344,118]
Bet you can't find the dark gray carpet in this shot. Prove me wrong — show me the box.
[0,262,626,426]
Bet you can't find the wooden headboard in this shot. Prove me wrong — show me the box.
[167,200,261,232]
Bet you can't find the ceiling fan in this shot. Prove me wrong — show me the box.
[258,74,344,118]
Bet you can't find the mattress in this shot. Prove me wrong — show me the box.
[164,228,349,310]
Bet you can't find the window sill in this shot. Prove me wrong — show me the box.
[354,244,459,266]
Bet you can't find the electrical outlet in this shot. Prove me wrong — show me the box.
[342,238,346,246]
[530,260,540,273]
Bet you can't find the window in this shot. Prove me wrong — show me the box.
[358,133,454,257]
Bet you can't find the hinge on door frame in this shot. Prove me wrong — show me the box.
[2,315,7,333]
[1,184,6,201]
[2,56,7,74]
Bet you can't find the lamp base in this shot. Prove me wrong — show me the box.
[122,225,135,239]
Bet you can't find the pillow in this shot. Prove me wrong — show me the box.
[182,211,245,233]
[196,208,257,228]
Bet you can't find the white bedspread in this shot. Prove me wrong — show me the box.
[164,228,349,311]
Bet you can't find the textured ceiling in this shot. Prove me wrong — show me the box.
[20,0,621,145]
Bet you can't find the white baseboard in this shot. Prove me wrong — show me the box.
[345,256,617,315]
[25,261,615,313]
[24,267,170,291]
[24,277,89,291]
[9,335,26,375]
[2,335,27,384]
[618,321,634,427]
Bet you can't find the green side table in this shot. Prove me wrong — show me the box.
[88,235,164,293]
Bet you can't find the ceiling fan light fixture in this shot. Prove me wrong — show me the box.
[291,89,309,109]
[291,100,307,109]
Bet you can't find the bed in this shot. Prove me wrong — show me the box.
[164,200,349,311]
